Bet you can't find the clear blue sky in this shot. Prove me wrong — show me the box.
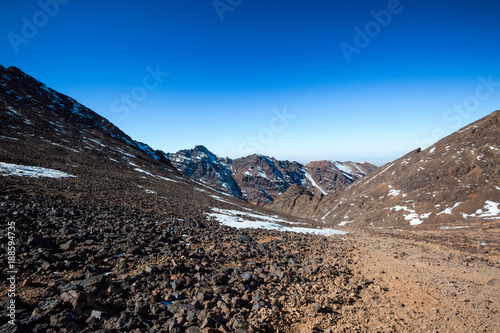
[2,0,500,165]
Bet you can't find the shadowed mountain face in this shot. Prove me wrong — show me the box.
[167,147,377,206]
[166,145,243,198]
[269,110,500,228]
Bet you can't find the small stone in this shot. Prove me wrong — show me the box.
[232,318,248,330]
[252,302,262,311]
[90,310,102,319]
[202,328,216,333]
[242,272,253,282]
[145,265,157,274]
[60,240,76,251]
[172,278,185,291]
[22,278,33,287]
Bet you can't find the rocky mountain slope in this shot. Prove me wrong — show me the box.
[270,110,500,229]
[305,160,377,194]
[167,147,377,206]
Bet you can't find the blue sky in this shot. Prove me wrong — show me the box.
[2,0,500,165]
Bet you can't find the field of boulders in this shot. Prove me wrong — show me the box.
[0,187,382,333]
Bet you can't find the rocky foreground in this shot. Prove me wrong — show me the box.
[1,186,499,333]
[0,188,372,332]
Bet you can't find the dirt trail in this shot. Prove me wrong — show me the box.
[344,229,500,332]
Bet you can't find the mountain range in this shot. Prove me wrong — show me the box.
[166,146,377,206]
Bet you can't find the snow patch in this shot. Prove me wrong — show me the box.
[0,136,19,141]
[388,189,401,197]
[478,201,500,217]
[0,162,76,178]
[208,195,254,212]
[389,206,429,226]
[304,171,327,195]
[115,147,136,159]
[321,201,343,220]
[338,221,354,226]
[87,138,105,147]
[333,162,354,175]
[134,168,179,183]
[207,208,347,236]
[256,166,269,180]
[436,202,461,216]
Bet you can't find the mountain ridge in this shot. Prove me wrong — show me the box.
[166,145,377,206]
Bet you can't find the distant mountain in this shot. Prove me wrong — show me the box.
[0,64,376,209]
[231,154,310,205]
[269,110,500,228]
[165,145,242,198]
[304,160,378,194]
[166,146,377,206]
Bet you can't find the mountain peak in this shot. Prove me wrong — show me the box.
[192,145,213,154]
[193,144,209,151]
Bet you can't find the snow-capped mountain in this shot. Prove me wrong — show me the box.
[232,154,308,205]
[165,145,242,198]
[167,147,377,206]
